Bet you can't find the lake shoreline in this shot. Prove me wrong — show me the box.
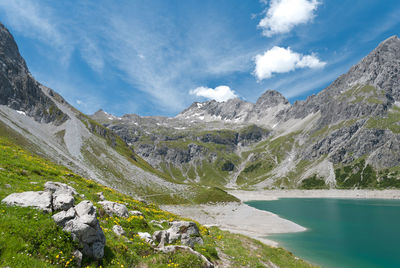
[228,189,400,202]
[161,202,306,247]
[163,189,400,248]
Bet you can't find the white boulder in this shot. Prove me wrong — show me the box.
[1,191,52,212]
[112,225,126,236]
[44,181,77,195]
[98,201,129,218]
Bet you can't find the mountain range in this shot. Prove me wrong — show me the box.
[1,21,400,199]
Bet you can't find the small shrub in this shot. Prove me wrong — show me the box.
[299,176,327,189]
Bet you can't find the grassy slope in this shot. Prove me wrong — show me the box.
[0,135,313,267]
[0,116,238,205]
[78,113,177,183]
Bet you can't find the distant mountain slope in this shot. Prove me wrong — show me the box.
[177,90,290,127]
[0,23,239,204]
[94,36,400,190]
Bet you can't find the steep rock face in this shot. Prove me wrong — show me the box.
[346,36,400,100]
[288,37,400,168]
[286,36,400,124]
[0,23,68,125]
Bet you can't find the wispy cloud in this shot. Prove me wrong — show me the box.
[0,0,64,47]
[0,1,258,114]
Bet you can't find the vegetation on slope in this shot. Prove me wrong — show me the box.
[78,113,176,182]
[339,84,384,104]
[365,105,400,133]
[0,136,312,267]
[300,175,328,190]
[334,158,400,189]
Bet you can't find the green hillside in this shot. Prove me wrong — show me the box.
[0,135,313,267]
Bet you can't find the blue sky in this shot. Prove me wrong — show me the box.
[0,0,399,116]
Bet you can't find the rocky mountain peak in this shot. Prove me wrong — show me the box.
[340,35,400,99]
[0,23,27,71]
[255,90,289,108]
[0,23,68,125]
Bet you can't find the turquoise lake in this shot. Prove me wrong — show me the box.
[246,198,400,268]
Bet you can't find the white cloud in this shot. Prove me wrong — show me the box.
[76,100,82,105]
[254,46,325,80]
[190,86,238,102]
[296,54,325,68]
[259,0,319,36]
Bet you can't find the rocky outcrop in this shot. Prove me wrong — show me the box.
[98,201,129,218]
[129,210,144,216]
[1,181,77,212]
[1,191,53,212]
[45,181,78,211]
[2,182,106,260]
[138,232,154,244]
[153,221,204,248]
[53,200,106,260]
[45,181,78,195]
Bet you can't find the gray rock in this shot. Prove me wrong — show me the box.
[44,181,77,196]
[90,241,105,260]
[129,210,143,217]
[112,225,126,236]
[4,184,11,188]
[181,234,204,248]
[73,250,83,268]
[137,198,148,205]
[152,221,203,248]
[53,193,74,211]
[1,191,52,212]
[74,200,98,226]
[52,207,76,226]
[152,230,169,247]
[138,232,153,244]
[59,201,105,260]
[98,201,129,218]
[167,221,203,247]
